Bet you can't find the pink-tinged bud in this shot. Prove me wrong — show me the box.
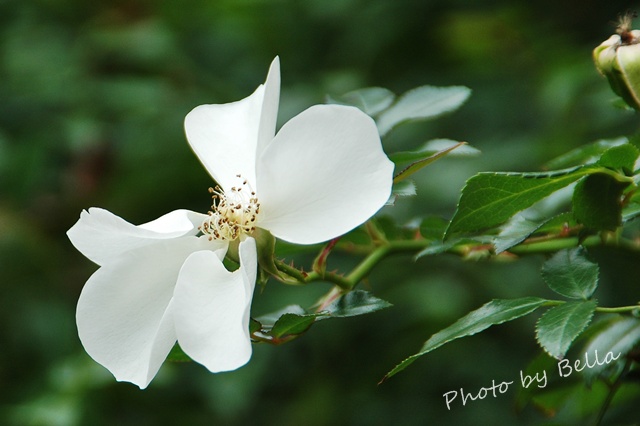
[594,13,640,109]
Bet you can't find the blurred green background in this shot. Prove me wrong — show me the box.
[2,0,640,425]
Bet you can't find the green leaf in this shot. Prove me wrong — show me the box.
[419,216,449,240]
[597,143,639,172]
[622,201,640,222]
[414,240,456,258]
[493,214,541,254]
[386,180,416,205]
[271,313,323,338]
[572,173,628,231]
[326,87,395,116]
[376,85,471,136]
[535,300,597,359]
[445,167,594,238]
[541,248,599,300]
[255,305,306,328]
[514,351,564,411]
[392,180,416,197]
[534,212,577,234]
[254,293,391,340]
[544,138,628,170]
[420,138,480,156]
[389,138,480,164]
[525,381,611,419]
[582,316,640,384]
[321,290,392,318]
[371,216,408,240]
[415,236,493,259]
[383,297,547,381]
[249,318,262,334]
[393,141,467,183]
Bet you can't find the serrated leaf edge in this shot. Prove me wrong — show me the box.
[381,297,547,382]
[445,166,592,239]
[541,248,599,300]
[534,300,597,359]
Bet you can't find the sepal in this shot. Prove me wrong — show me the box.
[593,25,640,109]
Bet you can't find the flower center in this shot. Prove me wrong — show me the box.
[199,175,260,241]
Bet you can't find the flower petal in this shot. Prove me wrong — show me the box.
[173,238,257,373]
[184,58,280,191]
[256,105,394,244]
[184,57,280,191]
[256,57,280,156]
[75,236,215,389]
[185,95,261,191]
[67,208,206,266]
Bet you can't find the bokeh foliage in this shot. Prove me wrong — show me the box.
[2,0,640,425]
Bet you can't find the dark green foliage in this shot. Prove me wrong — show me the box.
[446,167,593,237]
[535,300,596,359]
[541,248,599,300]
[384,298,548,380]
[4,1,640,426]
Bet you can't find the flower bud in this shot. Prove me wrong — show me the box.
[593,15,640,109]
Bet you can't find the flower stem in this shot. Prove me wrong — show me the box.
[273,258,351,289]
[273,259,308,283]
[346,245,391,288]
[508,236,596,254]
[274,224,640,312]
[306,270,352,290]
[595,305,640,313]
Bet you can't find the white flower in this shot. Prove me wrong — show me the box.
[67,57,394,389]
[68,208,256,388]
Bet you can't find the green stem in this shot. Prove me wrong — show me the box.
[593,166,637,184]
[595,305,640,313]
[364,219,388,244]
[274,259,308,283]
[508,236,600,254]
[273,258,352,290]
[278,233,640,289]
[344,239,433,288]
[346,245,391,288]
[275,221,640,308]
[305,270,352,290]
[536,300,640,313]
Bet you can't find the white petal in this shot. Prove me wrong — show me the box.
[173,238,257,373]
[184,59,280,191]
[256,105,394,244]
[256,57,280,156]
[139,209,206,233]
[76,237,215,389]
[184,92,262,191]
[67,208,207,266]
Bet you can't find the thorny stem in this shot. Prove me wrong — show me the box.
[268,221,639,424]
[316,286,342,312]
[274,258,352,290]
[346,245,391,287]
[275,229,640,287]
[272,220,640,310]
[273,259,308,283]
[364,220,388,244]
